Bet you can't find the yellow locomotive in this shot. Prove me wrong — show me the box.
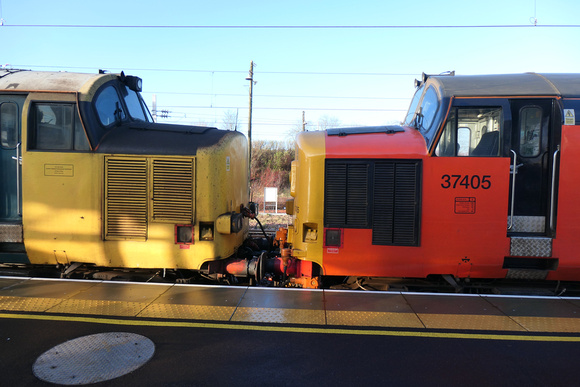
[0,69,249,276]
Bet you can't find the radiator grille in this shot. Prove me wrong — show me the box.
[105,157,148,240]
[152,158,195,223]
[325,159,421,246]
[371,163,395,244]
[373,162,420,246]
[324,163,369,227]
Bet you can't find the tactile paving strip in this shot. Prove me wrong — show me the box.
[139,303,235,321]
[510,316,580,332]
[47,299,148,316]
[0,296,64,312]
[417,313,527,331]
[231,307,325,325]
[326,310,424,328]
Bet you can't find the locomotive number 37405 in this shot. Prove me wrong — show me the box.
[441,174,491,189]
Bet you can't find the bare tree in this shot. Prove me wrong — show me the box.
[222,109,239,131]
[317,115,341,131]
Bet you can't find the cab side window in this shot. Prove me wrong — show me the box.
[519,106,542,157]
[0,102,18,148]
[436,107,502,157]
[29,103,90,151]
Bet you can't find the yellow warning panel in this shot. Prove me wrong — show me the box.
[327,310,424,328]
[139,303,235,321]
[232,307,325,325]
[418,313,526,332]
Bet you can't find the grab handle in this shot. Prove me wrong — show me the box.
[550,146,560,232]
[508,149,517,230]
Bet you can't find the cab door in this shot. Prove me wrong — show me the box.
[507,99,558,237]
[0,95,25,248]
[0,95,25,222]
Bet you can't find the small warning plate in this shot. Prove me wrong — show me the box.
[455,197,476,214]
[564,109,575,125]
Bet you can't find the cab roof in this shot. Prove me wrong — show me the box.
[0,69,106,92]
[427,73,580,99]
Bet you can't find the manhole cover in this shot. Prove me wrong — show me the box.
[33,332,155,385]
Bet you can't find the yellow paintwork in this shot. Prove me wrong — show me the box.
[290,131,325,270]
[78,73,118,103]
[216,213,235,234]
[19,87,249,270]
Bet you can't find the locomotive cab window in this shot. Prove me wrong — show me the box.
[29,103,90,151]
[413,86,441,146]
[519,106,542,157]
[95,85,127,127]
[122,85,152,122]
[435,107,502,157]
[1,102,18,148]
[404,84,425,126]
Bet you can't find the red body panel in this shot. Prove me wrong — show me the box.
[325,127,428,159]
[323,130,512,278]
[550,124,580,280]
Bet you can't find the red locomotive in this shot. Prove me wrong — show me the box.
[276,73,580,290]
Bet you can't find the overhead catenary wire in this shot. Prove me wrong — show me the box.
[2,23,580,29]
[156,106,404,111]
[10,64,417,77]
[143,91,407,100]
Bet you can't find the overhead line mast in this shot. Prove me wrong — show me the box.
[246,61,255,178]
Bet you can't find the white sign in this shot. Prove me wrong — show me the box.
[564,109,575,125]
[264,187,278,202]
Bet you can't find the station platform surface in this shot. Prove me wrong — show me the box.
[2,276,580,386]
[1,276,580,335]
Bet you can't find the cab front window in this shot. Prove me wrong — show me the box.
[122,85,151,122]
[404,84,424,126]
[405,85,441,147]
[416,86,439,138]
[94,85,126,127]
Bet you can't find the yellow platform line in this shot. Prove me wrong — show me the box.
[1,312,580,343]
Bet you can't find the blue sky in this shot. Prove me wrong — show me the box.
[1,0,579,141]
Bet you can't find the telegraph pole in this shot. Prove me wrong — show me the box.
[302,111,306,131]
[246,61,255,168]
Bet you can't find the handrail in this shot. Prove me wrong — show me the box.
[550,146,560,232]
[508,149,517,230]
[10,142,22,216]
